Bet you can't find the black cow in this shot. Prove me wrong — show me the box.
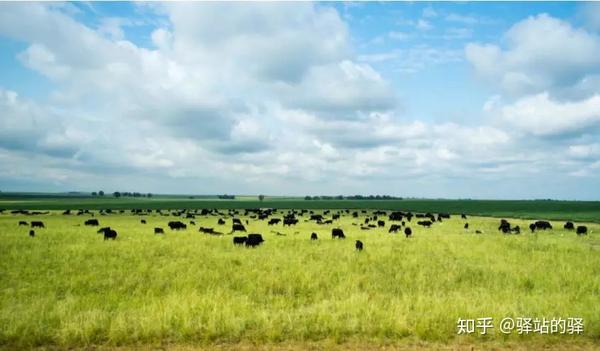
[154,227,164,234]
[355,240,363,251]
[564,221,575,230]
[29,230,35,237]
[233,236,247,245]
[232,218,242,225]
[97,227,112,235]
[535,220,552,230]
[103,229,117,240]
[18,221,28,226]
[475,230,482,234]
[389,224,401,233]
[268,218,281,225]
[377,220,385,227]
[332,228,346,239]
[141,219,147,224]
[168,221,187,230]
[461,214,467,219]
[404,227,412,238]
[31,221,45,228]
[245,234,264,247]
[218,218,226,225]
[85,219,99,226]
[417,220,432,228]
[511,225,521,234]
[464,223,469,229]
[576,226,588,235]
[529,223,536,233]
[283,218,298,226]
[311,232,318,240]
[232,223,246,233]
[498,219,511,233]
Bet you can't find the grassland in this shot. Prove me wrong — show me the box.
[0,208,599,350]
[1,193,600,222]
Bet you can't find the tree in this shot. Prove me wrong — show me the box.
[258,194,265,201]
[91,192,97,196]
[147,193,152,198]
[113,192,121,198]
[98,190,104,196]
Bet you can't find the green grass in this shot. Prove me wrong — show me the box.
[1,194,600,222]
[0,210,599,349]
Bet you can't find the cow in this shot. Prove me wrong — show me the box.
[576,226,588,235]
[388,224,401,233]
[190,221,196,225]
[355,240,363,251]
[511,225,521,234]
[245,234,264,247]
[233,236,247,245]
[168,221,187,230]
[498,219,511,233]
[232,223,246,233]
[18,221,28,226]
[283,218,298,226]
[140,219,146,224]
[535,220,552,230]
[103,229,118,240]
[377,220,385,227]
[31,221,45,228]
[29,230,35,237]
[464,223,469,229]
[218,218,226,225]
[311,232,318,240]
[85,219,99,226]
[564,222,575,230]
[417,220,432,228]
[475,230,482,234]
[461,214,467,219]
[268,218,281,225]
[332,228,346,239]
[529,223,536,233]
[199,227,222,235]
[232,218,242,225]
[404,227,412,238]
[154,227,164,234]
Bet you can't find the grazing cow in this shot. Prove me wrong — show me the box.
[141,219,147,224]
[388,224,401,233]
[498,219,511,233]
[233,218,242,225]
[233,236,247,245]
[564,221,575,230]
[529,223,536,233]
[404,227,412,238]
[104,229,118,240]
[511,225,521,234]
[154,227,164,234]
[283,218,299,226]
[464,223,469,229]
[461,214,467,219]
[245,234,264,247]
[18,221,28,226]
[29,230,35,237]
[332,228,346,239]
[417,220,432,228]
[232,223,246,233]
[168,221,187,230]
[355,240,363,251]
[475,230,482,234]
[218,218,226,225]
[535,220,552,230]
[31,221,45,228]
[311,232,318,240]
[190,221,196,225]
[85,219,99,226]
[199,227,222,235]
[97,227,111,234]
[268,218,281,225]
[377,220,385,227]
[576,226,588,235]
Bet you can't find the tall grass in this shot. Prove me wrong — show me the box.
[0,212,598,349]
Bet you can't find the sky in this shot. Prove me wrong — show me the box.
[1,2,600,199]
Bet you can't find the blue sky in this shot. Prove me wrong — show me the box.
[1,2,600,199]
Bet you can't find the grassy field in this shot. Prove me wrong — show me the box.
[1,193,600,222]
[0,209,599,350]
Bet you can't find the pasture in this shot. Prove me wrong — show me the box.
[0,208,599,350]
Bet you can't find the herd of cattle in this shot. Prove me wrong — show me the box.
[5,208,591,250]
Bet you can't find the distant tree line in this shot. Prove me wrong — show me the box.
[218,194,236,199]
[112,192,152,198]
[305,195,402,200]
